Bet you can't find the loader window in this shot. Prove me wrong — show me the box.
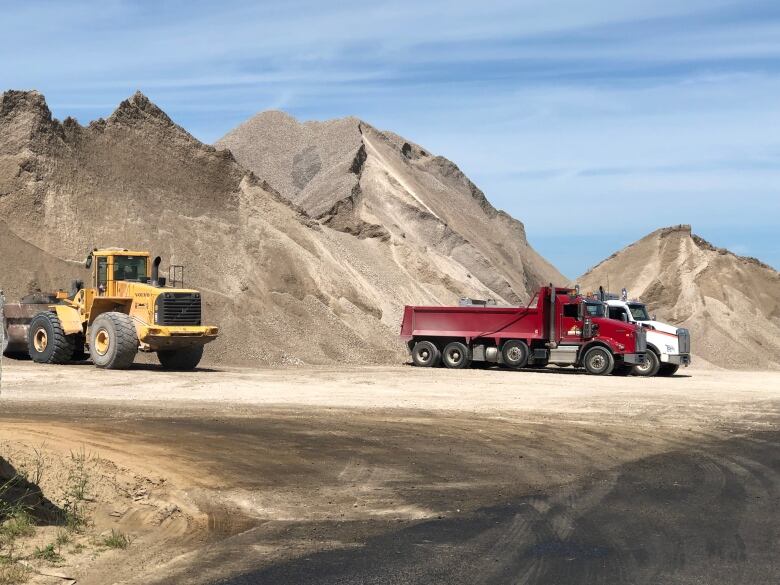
[96,257,108,288]
[113,256,147,282]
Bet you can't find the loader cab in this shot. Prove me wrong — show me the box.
[86,249,151,296]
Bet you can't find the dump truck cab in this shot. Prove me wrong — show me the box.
[23,247,218,370]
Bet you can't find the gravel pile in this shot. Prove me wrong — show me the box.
[0,90,562,366]
[579,225,780,369]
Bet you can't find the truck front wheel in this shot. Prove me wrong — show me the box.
[90,312,138,369]
[442,341,471,369]
[583,347,615,375]
[411,340,440,367]
[633,350,660,377]
[158,346,204,371]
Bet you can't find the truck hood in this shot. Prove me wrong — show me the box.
[639,320,679,335]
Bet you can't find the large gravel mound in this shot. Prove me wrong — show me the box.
[578,225,780,369]
[0,90,562,365]
[217,111,565,304]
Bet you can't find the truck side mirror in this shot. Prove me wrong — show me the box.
[577,303,584,319]
[621,314,628,322]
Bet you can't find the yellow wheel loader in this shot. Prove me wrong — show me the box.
[18,248,218,370]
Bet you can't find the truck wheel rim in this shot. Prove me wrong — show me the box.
[95,329,111,356]
[33,328,48,352]
[450,350,461,362]
[419,348,430,361]
[591,354,605,370]
[507,347,522,362]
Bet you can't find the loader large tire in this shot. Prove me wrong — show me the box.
[157,346,203,371]
[28,311,74,364]
[90,312,138,370]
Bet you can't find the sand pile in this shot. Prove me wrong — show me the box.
[0,90,560,365]
[217,112,564,304]
[578,225,780,369]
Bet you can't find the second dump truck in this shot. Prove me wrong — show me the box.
[400,286,646,375]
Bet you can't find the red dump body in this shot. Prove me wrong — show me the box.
[400,287,647,371]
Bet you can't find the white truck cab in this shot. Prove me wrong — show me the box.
[603,297,691,376]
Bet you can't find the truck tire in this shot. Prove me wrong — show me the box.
[442,341,471,369]
[28,311,75,364]
[658,363,680,377]
[583,346,615,375]
[501,340,529,369]
[633,350,660,377]
[90,312,138,369]
[411,340,440,367]
[157,346,204,371]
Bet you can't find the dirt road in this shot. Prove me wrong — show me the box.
[1,360,778,584]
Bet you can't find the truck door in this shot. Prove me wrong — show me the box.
[560,303,583,343]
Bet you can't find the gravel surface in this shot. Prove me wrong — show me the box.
[2,361,778,584]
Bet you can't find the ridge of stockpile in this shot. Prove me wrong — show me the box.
[217,111,565,305]
[0,90,560,365]
[579,225,780,369]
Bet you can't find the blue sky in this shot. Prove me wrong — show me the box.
[2,0,779,277]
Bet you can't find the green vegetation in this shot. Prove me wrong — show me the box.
[101,529,131,550]
[32,543,63,564]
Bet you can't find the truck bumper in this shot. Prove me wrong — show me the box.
[622,353,646,365]
[664,354,691,366]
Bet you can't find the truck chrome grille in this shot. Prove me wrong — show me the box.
[677,328,691,353]
[155,293,201,326]
[635,327,647,352]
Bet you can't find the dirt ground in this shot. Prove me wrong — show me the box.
[0,359,778,584]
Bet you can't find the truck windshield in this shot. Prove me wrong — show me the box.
[113,256,147,282]
[584,302,606,317]
[628,303,651,321]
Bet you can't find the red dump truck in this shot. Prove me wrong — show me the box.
[400,286,647,375]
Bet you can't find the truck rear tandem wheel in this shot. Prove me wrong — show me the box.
[411,340,441,367]
[442,341,472,369]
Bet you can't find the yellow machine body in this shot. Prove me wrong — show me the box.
[57,249,218,352]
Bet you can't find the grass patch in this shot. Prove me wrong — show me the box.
[0,511,34,544]
[101,529,131,550]
[32,543,63,564]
